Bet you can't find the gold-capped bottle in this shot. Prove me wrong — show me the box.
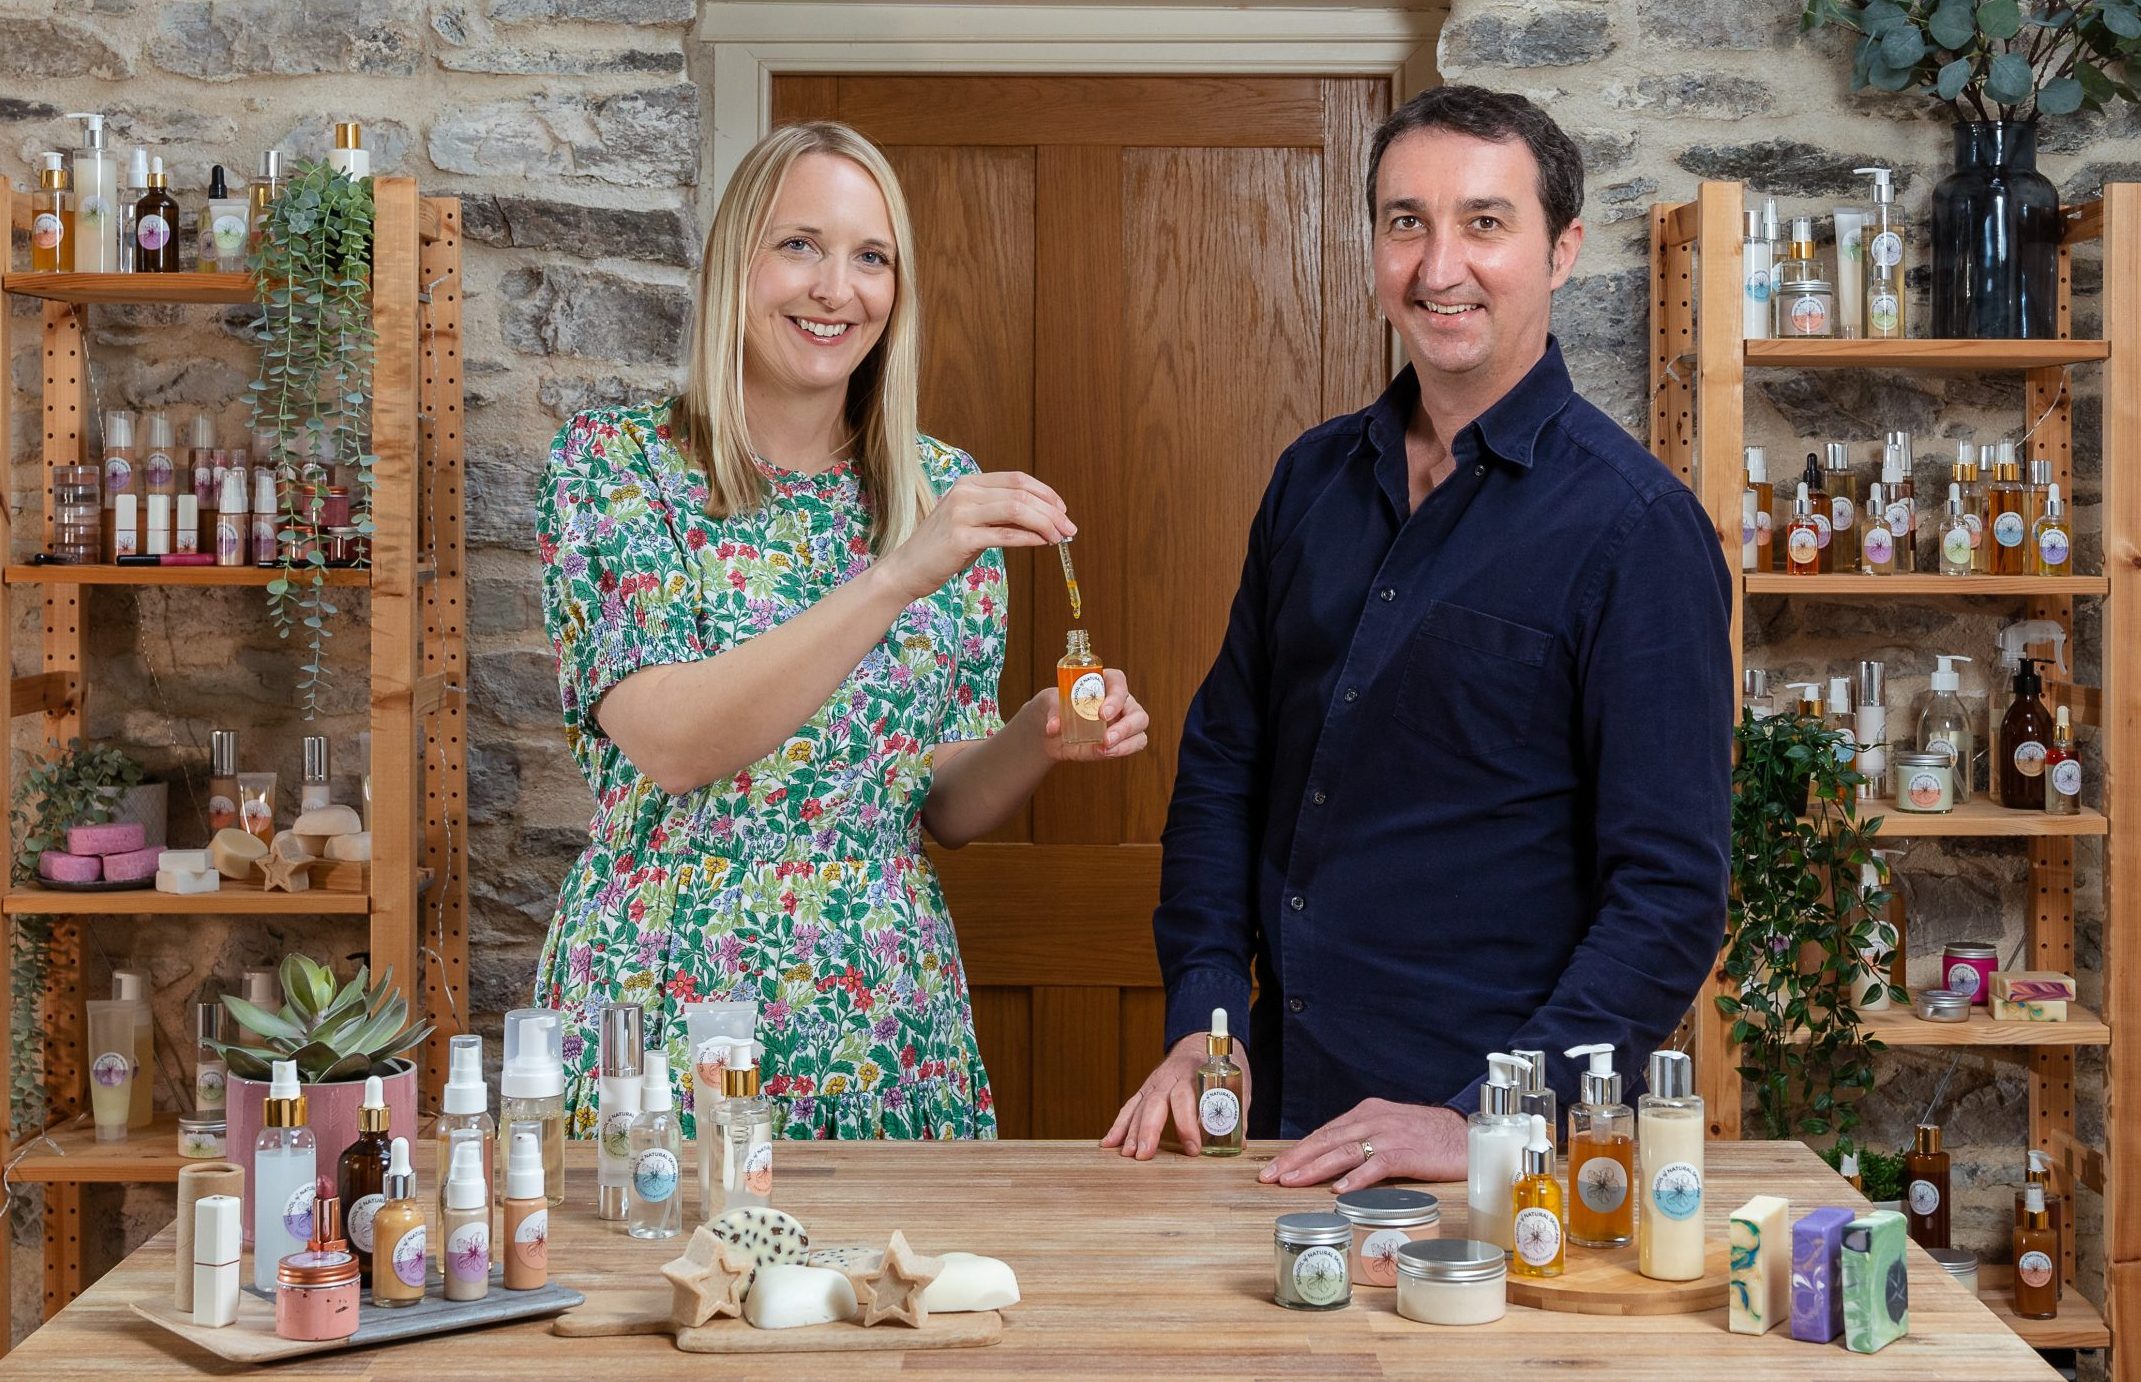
[1988,448,2028,575]
[1195,1007,1245,1157]
[30,152,72,273]
[1057,629,1106,747]
[1510,1114,1565,1278]
[2013,1184,2059,1321]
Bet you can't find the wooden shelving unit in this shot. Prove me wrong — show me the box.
[1652,181,2137,1364]
[0,179,469,1346]
[1980,1264,2114,1351]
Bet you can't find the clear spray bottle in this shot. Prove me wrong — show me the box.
[252,1058,317,1292]
[433,1034,494,1234]
[626,1052,682,1239]
[713,1041,774,1214]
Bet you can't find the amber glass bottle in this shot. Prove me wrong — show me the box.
[1057,629,1105,747]
[1904,1123,1950,1249]
[2013,1185,2059,1320]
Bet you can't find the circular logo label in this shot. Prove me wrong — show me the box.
[2038,527,2070,567]
[743,1141,773,1196]
[1358,1228,1409,1287]
[283,1180,317,1242]
[632,1146,679,1203]
[2013,740,2047,777]
[1790,295,1829,335]
[2053,759,2082,797]
[1886,501,1911,536]
[347,1193,385,1253]
[1863,528,1893,565]
[137,213,171,252]
[79,195,109,228]
[32,212,64,251]
[1995,511,2026,548]
[1291,1244,1347,1305]
[1515,1206,1563,1267]
[1869,292,1900,333]
[212,212,248,256]
[1927,737,1957,768]
[2018,1250,2054,1288]
[1740,517,1754,546]
[145,450,174,487]
[1834,731,1858,766]
[1812,512,1832,547]
[1787,528,1819,566]
[195,1065,226,1109]
[1070,671,1105,722]
[91,1050,131,1086]
[391,1223,427,1286]
[1831,495,1856,531]
[1942,527,1972,568]
[1964,512,1984,547]
[1947,961,1982,997]
[515,1208,549,1269]
[1754,510,1773,539]
[1886,1256,1909,1322]
[1908,1178,1942,1216]
[600,1109,635,1160]
[446,1221,489,1281]
[1198,1087,1240,1138]
[1907,771,1946,809]
[1650,1160,1703,1222]
[1576,1155,1628,1214]
[1871,230,1904,268]
[104,456,132,493]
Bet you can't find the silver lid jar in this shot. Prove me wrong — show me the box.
[1944,941,1999,959]
[1395,1238,1507,1284]
[1334,1188,1440,1229]
[1914,988,1971,1022]
[1274,1212,1351,1247]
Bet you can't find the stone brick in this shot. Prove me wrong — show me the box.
[153,0,423,80]
[467,442,544,550]
[469,742,523,825]
[497,265,691,366]
[426,86,699,187]
[1440,7,1613,70]
[471,577,542,637]
[460,192,698,266]
[0,17,131,79]
[273,115,415,174]
[1676,140,1918,198]
[1594,176,1659,225]
[438,44,684,76]
[472,647,562,728]
[1636,0,1799,51]
[538,373,678,421]
[1755,369,1945,438]
[0,98,62,122]
[485,0,694,22]
[1610,74,1774,120]
[1573,129,1637,177]
[1552,266,1648,361]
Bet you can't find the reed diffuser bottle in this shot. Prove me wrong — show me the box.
[1195,1007,1245,1157]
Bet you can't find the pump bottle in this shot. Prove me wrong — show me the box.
[1916,655,1974,804]
[252,1059,318,1291]
[370,1137,424,1307]
[503,1126,549,1290]
[627,1052,683,1240]
[337,1075,392,1285]
[1854,862,1896,1012]
[1508,1048,1557,1154]
[1904,1123,1951,1249]
[1195,1007,1245,1157]
[597,1002,643,1220]
[1466,1053,1532,1254]
[2014,1149,2067,1299]
[1882,434,1917,571]
[1991,619,2069,803]
[1510,1115,1564,1279]
[2032,483,2072,575]
[501,1007,566,1207]
[1854,166,1908,338]
[441,1137,491,1301]
[1637,1050,1704,1282]
[2045,707,2080,815]
[713,1041,774,1214]
[64,113,118,272]
[433,1033,494,1236]
[1563,1044,1634,1248]
[1741,210,1773,341]
[1854,659,1888,800]
[117,145,148,273]
[1824,677,1859,794]
[2014,1185,2059,1320]
[1998,657,2055,811]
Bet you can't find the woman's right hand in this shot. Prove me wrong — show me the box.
[878,471,1075,602]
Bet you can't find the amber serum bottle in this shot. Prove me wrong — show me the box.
[1057,629,1106,747]
[2013,1185,2059,1320]
[1904,1123,1951,1249]
[1195,1008,1245,1157]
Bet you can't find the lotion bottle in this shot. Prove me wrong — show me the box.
[596,1002,642,1220]
[432,1034,493,1236]
[1509,1048,1557,1154]
[1195,1007,1245,1157]
[1637,1050,1704,1282]
[502,1126,549,1290]
[117,145,148,272]
[1563,1043,1634,1249]
[1855,165,1908,338]
[336,1074,392,1285]
[1741,209,1773,341]
[1510,1114,1565,1279]
[64,112,118,272]
[252,1059,318,1291]
[2014,1185,2059,1320]
[626,1052,683,1240]
[369,1137,424,1307]
[1998,657,2055,811]
[1465,1053,1532,1254]
[2014,1149,2067,1299]
[441,1136,491,1301]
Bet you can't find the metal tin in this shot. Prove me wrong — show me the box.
[1913,988,1972,1022]
[1943,942,1999,1005]
[1334,1188,1441,1229]
[1928,1247,1979,1297]
[1395,1238,1508,1285]
[177,1116,226,1159]
[1274,1212,1352,1311]
[1782,280,1836,338]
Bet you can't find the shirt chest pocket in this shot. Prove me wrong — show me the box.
[1392,601,1555,754]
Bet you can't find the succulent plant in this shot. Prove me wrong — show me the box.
[205,954,431,1083]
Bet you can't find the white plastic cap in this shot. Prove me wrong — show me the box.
[194,1194,241,1265]
[1948,482,1963,508]
[126,145,147,183]
[190,413,215,449]
[105,410,135,449]
[1564,1043,1614,1078]
[1210,1008,1228,1042]
[1930,654,1972,693]
[113,970,147,1003]
[443,1033,486,1115]
[387,1136,412,1179]
[362,1074,384,1111]
[1485,1052,1532,1086]
[2048,482,2062,506]
[269,1059,299,1101]
[501,1008,563,1100]
[2026,1183,2046,1214]
[1795,481,1810,511]
[445,1136,486,1211]
[1745,446,1767,482]
[506,1128,543,1200]
[640,1051,672,1113]
[1525,1113,1550,1154]
[1828,677,1852,714]
[1841,1150,1859,1177]
[41,150,63,173]
[241,967,278,1011]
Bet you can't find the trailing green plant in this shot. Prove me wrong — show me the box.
[1822,1142,1909,1201]
[204,953,430,1083]
[245,160,378,719]
[7,740,147,1132]
[1716,709,1896,1146]
[1802,0,2141,120]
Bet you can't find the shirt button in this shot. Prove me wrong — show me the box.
[1343,688,1358,703]
[1474,464,1486,477]
[1312,790,1327,805]
[1290,895,1305,911]
[1380,588,1395,601]
[1289,998,1305,1013]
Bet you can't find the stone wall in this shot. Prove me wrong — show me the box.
[1,0,2131,1353]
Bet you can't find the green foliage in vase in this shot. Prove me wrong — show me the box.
[203,954,431,1084]
[1803,0,2141,120]
[1822,1142,1909,1201]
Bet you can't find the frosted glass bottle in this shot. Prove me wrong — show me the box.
[252,1060,318,1291]
[1637,1051,1705,1282]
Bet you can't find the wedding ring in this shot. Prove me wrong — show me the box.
[1358,1138,1375,1162]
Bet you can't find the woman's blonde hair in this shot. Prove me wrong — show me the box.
[673,121,930,552]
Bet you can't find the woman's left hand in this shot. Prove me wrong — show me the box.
[1038,669,1149,762]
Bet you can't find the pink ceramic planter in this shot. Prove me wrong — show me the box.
[227,1060,417,1244]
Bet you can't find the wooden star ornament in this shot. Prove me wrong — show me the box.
[662,1226,751,1329]
[845,1229,943,1328]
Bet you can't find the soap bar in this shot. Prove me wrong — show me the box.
[1729,1195,1790,1336]
[67,821,145,856]
[915,1252,1019,1313]
[1991,970,2076,1002]
[709,1206,809,1292]
[1991,996,2068,1021]
[209,829,267,880]
[275,830,329,859]
[156,868,221,895]
[742,1264,858,1330]
[293,804,362,837]
[38,850,100,883]
[158,849,212,873]
[103,845,162,883]
[324,831,372,862]
[1840,1210,1909,1354]
[1789,1206,1854,1343]
[806,1245,884,1272]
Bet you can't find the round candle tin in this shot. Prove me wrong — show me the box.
[1913,988,1972,1023]
[177,1116,226,1159]
[1929,1247,1979,1298]
[1942,942,1999,1005]
[1273,1212,1352,1311]
[1334,1187,1441,1288]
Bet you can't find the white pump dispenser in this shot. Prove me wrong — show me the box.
[1467,1053,1533,1254]
[1855,862,1894,1011]
[1918,655,1975,804]
[64,112,118,270]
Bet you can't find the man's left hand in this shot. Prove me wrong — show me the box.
[1258,1099,1467,1192]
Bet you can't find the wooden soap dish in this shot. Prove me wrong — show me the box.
[1504,1240,1730,1316]
[552,1287,1003,1354]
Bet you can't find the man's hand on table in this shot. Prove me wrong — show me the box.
[1259,1099,1467,1192]
[1101,1031,1249,1159]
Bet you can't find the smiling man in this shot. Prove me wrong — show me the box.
[1103,86,1732,1188]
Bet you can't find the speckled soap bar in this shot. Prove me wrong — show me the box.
[1840,1209,1909,1354]
[1789,1206,1854,1343]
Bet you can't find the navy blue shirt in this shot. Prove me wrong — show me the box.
[1154,338,1732,1138]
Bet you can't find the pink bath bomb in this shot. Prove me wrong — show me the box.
[101,846,161,884]
[38,851,101,883]
[66,822,146,857]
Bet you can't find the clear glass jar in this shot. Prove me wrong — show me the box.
[1334,1187,1440,1288]
[1395,1238,1507,1326]
[1273,1212,1351,1310]
[1781,278,1837,338]
[1893,750,1955,813]
[178,1116,227,1159]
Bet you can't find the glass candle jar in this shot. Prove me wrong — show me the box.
[1395,1238,1507,1326]
[1893,751,1955,813]
[1781,279,1836,338]
[1928,1247,1979,1298]
[1334,1187,1441,1288]
[1943,942,1999,1005]
[275,1247,360,1341]
[178,1116,226,1159]
[1273,1212,1351,1311]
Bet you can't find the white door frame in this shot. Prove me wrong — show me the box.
[696,2,1446,193]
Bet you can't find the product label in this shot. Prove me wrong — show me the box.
[514,1208,550,1270]
[2018,1250,2054,1289]
[1745,267,1771,304]
[1740,516,1755,547]
[391,1223,427,1287]
[206,792,238,825]
[1947,961,1983,997]
[347,1193,385,1253]
[1831,495,1856,532]
[1754,510,1774,542]
[1789,294,1829,335]
[1514,1206,1563,1267]
[1907,771,1946,810]
[445,1221,489,1282]
[1869,291,1901,334]
[1787,527,1819,566]
[91,1050,131,1086]
[631,1145,679,1203]
[283,1180,317,1243]
[1575,1155,1628,1214]
[136,213,170,252]
[1069,670,1105,722]
[195,1063,225,1110]
[2038,526,2070,568]
[1198,1086,1240,1138]
[1964,511,1984,548]
[1927,736,1957,768]
[1649,1160,1703,1222]
[1833,729,1857,767]
[1871,230,1904,269]
[2013,740,2047,777]
[104,455,132,495]
[1290,1244,1347,1305]
[211,212,248,258]
[1942,527,1973,568]
[79,194,109,229]
[1908,1178,1942,1217]
[1885,501,1912,537]
[1862,527,1894,565]
[32,212,64,251]
[1994,510,2026,548]
[145,449,174,488]
[1812,512,1833,548]
[2053,759,2082,797]
[743,1136,773,1197]
[1357,1228,1410,1286]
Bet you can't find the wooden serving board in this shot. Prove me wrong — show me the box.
[131,1275,585,1362]
[553,1287,1003,1353]
[1504,1240,1730,1316]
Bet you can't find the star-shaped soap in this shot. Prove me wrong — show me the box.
[661,1225,750,1328]
[845,1229,944,1328]
[257,834,315,892]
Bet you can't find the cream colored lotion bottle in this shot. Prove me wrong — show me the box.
[1637,1050,1705,1281]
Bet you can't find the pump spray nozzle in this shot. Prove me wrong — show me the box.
[1853,166,1896,203]
[65,112,106,150]
[1482,1052,1532,1116]
[1564,1043,1622,1105]
[1928,654,1972,692]
[1995,619,2068,677]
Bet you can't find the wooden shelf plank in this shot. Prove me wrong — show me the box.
[1746,339,2110,370]
[0,271,255,305]
[3,563,369,587]
[1840,800,2109,838]
[1978,1265,2110,1350]
[9,1113,188,1184]
[1746,573,2109,597]
[1788,1002,2110,1048]
[3,879,370,915]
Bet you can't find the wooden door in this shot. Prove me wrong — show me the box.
[771,75,1389,1137]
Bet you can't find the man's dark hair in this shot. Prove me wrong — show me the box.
[1364,85,1586,246]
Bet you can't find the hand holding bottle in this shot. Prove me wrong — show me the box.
[1103,1030,1251,1160]
[876,471,1074,604]
[1036,668,1149,762]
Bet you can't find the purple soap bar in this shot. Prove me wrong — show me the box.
[1791,1206,1856,1343]
[38,850,101,883]
[101,845,161,883]
[66,821,145,857]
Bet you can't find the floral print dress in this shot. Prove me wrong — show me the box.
[535,402,1005,1141]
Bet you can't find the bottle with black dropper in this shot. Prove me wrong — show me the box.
[1800,453,1832,572]
[1998,656,2056,810]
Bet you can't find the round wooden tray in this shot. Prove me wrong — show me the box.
[1505,1238,1730,1316]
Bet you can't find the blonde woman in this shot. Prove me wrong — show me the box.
[535,122,1150,1141]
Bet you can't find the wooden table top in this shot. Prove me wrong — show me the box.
[2,1138,2057,1379]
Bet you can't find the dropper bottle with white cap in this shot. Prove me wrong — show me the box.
[370,1136,424,1306]
[252,1058,317,1290]
[433,1033,494,1237]
[338,1073,394,1283]
[1194,1007,1245,1157]
[1510,1114,1565,1278]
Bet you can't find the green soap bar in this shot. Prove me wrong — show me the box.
[1840,1209,1909,1354]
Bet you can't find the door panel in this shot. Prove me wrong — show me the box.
[771,74,1388,1140]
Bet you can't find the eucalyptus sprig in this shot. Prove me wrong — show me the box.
[245,160,379,718]
[1716,709,1894,1145]
[1803,0,2141,120]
